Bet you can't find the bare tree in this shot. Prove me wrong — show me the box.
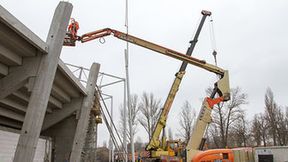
[138,92,162,140]
[285,107,288,144]
[255,112,271,147]
[274,106,288,145]
[264,87,279,145]
[208,87,248,148]
[118,94,140,143]
[248,88,288,147]
[177,101,196,144]
[207,124,221,148]
[263,88,288,146]
[251,114,263,146]
[229,113,250,147]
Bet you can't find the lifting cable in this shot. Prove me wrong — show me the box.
[203,15,223,147]
[208,15,218,66]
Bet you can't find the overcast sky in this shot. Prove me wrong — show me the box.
[1,0,288,145]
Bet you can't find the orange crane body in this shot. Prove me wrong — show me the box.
[193,149,234,162]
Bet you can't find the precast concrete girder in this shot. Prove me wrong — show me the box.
[0,98,27,112]
[42,98,83,131]
[0,106,24,122]
[12,91,29,103]
[0,5,48,54]
[13,88,63,110]
[51,83,72,103]
[58,60,86,96]
[0,116,22,129]
[0,43,22,66]
[48,95,63,109]
[0,57,40,99]
[0,62,8,77]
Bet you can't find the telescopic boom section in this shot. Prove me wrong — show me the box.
[80,28,225,76]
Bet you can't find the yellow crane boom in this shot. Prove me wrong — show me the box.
[80,28,226,76]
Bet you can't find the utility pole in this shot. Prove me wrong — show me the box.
[123,79,128,162]
[125,49,135,162]
[110,96,114,162]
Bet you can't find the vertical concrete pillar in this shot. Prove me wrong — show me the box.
[70,63,100,162]
[13,2,72,162]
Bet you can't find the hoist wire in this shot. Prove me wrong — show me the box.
[125,0,129,66]
[125,0,128,28]
[209,16,217,52]
[209,16,218,66]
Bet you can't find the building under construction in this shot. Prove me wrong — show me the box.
[0,2,231,162]
[1,1,288,162]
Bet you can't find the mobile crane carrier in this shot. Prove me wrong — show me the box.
[63,10,230,162]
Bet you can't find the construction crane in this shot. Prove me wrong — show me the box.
[63,12,230,161]
[144,10,214,158]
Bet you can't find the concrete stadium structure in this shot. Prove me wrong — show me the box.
[0,2,100,162]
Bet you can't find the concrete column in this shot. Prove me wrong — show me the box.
[13,2,72,162]
[70,63,100,162]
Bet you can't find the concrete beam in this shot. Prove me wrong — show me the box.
[48,95,63,109]
[58,60,87,95]
[0,78,27,100]
[13,90,62,110]
[0,5,48,54]
[46,106,53,114]
[0,57,40,99]
[51,83,71,103]
[25,77,36,92]
[12,91,29,102]
[0,117,22,129]
[42,98,82,131]
[13,2,72,162]
[0,43,22,65]
[0,98,26,112]
[70,63,100,162]
[0,22,38,57]
[11,91,55,115]
[0,62,8,76]
[54,71,81,98]
[0,106,24,122]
